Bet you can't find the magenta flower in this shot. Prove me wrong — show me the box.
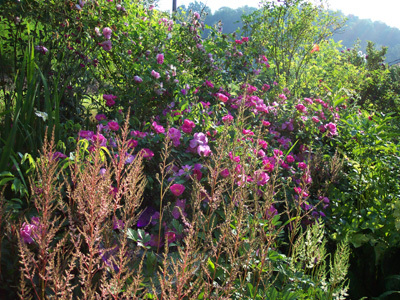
[193,12,200,19]
[216,93,229,102]
[79,130,94,139]
[295,104,307,113]
[168,127,181,146]
[103,94,117,107]
[222,114,234,124]
[220,168,230,178]
[255,170,269,186]
[241,36,249,42]
[107,121,119,131]
[326,122,337,135]
[99,40,112,51]
[127,139,138,148]
[152,121,165,134]
[298,162,307,170]
[182,119,195,133]
[92,134,107,147]
[156,53,164,64]
[151,70,160,79]
[103,27,112,39]
[312,116,320,123]
[134,75,143,83]
[204,80,214,88]
[197,145,212,157]
[141,148,154,160]
[190,132,208,148]
[165,231,176,244]
[286,155,295,164]
[265,205,277,219]
[235,40,243,44]
[170,184,185,196]
[20,217,41,244]
[95,114,107,122]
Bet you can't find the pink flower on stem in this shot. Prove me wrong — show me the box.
[134,75,143,83]
[298,162,307,170]
[141,148,154,160]
[95,114,107,122]
[99,40,112,51]
[222,114,234,124]
[152,121,165,134]
[103,94,117,107]
[156,53,164,64]
[170,184,185,196]
[107,121,119,131]
[241,36,249,42]
[103,27,112,39]
[182,119,196,133]
[216,93,229,102]
[151,70,160,79]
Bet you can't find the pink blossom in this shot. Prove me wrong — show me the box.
[182,119,196,133]
[141,148,154,160]
[92,134,107,147]
[220,168,230,178]
[197,145,212,156]
[34,45,48,54]
[99,40,112,51]
[127,139,138,148]
[151,70,160,79]
[103,94,117,107]
[156,53,164,64]
[312,116,320,123]
[241,36,249,42]
[298,162,307,170]
[152,121,165,134]
[103,27,112,39]
[216,93,229,102]
[265,205,277,219]
[295,104,307,113]
[170,184,185,196]
[165,231,176,244]
[326,122,337,135]
[222,114,234,124]
[286,155,295,163]
[294,187,302,194]
[20,223,36,244]
[204,80,214,88]
[262,120,271,126]
[107,121,119,131]
[134,75,143,83]
[235,40,243,44]
[255,170,269,186]
[95,114,107,122]
[168,127,181,146]
[79,130,94,139]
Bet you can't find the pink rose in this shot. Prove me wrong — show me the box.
[170,184,185,196]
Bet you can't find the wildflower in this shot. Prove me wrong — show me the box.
[326,122,337,135]
[99,40,112,51]
[141,148,154,160]
[222,114,234,124]
[255,170,269,186]
[151,70,160,79]
[107,121,119,131]
[20,219,39,244]
[298,162,307,170]
[95,114,107,122]
[216,93,229,102]
[168,127,181,146]
[103,27,112,39]
[312,116,320,123]
[156,53,164,64]
[220,168,230,178]
[295,103,307,113]
[170,184,185,196]
[103,94,117,107]
[133,75,143,83]
[92,134,107,147]
[181,119,195,133]
[204,80,214,88]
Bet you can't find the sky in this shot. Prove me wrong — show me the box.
[156,0,400,30]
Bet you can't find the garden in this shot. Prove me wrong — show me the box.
[0,0,399,299]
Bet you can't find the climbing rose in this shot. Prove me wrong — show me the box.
[99,40,112,51]
[103,27,112,39]
[170,184,185,196]
[107,121,119,131]
[156,53,164,64]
